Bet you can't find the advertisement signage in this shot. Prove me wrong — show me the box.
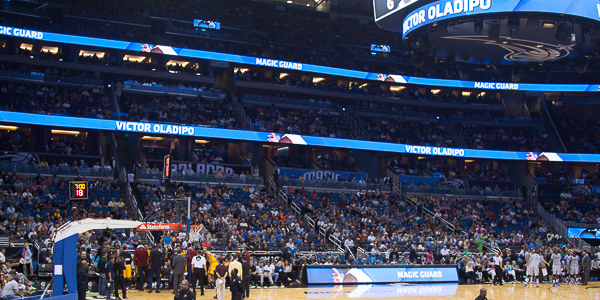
[400,0,600,37]
[2,111,600,162]
[306,265,459,284]
[169,162,252,176]
[1,25,599,92]
[137,223,183,231]
[279,168,367,182]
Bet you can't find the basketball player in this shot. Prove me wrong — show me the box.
[204,249,218,288]
[567,250,580,284]
[550,248,563,287]
[525,249,549,288]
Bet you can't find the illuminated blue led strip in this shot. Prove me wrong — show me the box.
[402,0,600,37]
[1,111,599,162]
[0,25,598,92]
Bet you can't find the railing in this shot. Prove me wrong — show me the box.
[304,214,315,230]
[0,69,44,81]
[0,164,110,177]
[393,184,403,199]
[421,167,435,177]
[127,184,144,220]
[440,115,467,148]
[300,208,329,251]
[564,221,600,228]
[119,168,155,245]
[449,115,543,125]
[539,94,567,152]
[345,245,356,262]
[405,196,456,231]
[279,185,340,252]
[122,82,226,99]
[553,96,600,106]
[345,106,437,120]
[119,168,143,220]
[280,179,391,191]
[405,186,521,198]
[136,171,263,185]
[342,108,370,141]
[267,176,277,193]
[319,227,327,244]
[291,202,301,218]
[0,69,103,86]
[232,94,255,130]
[243,95,335,109]
[278,190,289,210]
[356,246,367,263]
[46,73,105,86]
[535,202,591,251]
[329,235,343,252]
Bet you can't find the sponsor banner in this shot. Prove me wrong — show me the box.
[2,111,600,162]
[279,168,367,182]
[306,265,459,284]
[169,162,252,176]
[305,283,459,299]
[0,25,599,92]
[137,223,182,231]
[401,0,600,37]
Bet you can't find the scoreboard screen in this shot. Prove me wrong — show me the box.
[69,181,89,200]
[194,19,221,30]
[371,44,391,53]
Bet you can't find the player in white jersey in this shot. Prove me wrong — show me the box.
[525,248,549,288]
[550,248,563,287]
[567,251,580,284]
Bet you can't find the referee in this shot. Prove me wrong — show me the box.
[493,251,504,286]
[191,251,206,296]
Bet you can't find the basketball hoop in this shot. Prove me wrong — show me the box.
[189,225,203,243]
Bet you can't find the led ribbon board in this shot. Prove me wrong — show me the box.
[0,25,599,92]
[1,111,600,162]
[306,265,459,284]
[398,0,600,38]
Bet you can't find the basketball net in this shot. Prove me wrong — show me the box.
[189,225,203,243]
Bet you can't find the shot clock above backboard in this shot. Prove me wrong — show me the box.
[69,181,89,200]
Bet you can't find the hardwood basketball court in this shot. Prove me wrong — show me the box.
[117,282,600,300]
